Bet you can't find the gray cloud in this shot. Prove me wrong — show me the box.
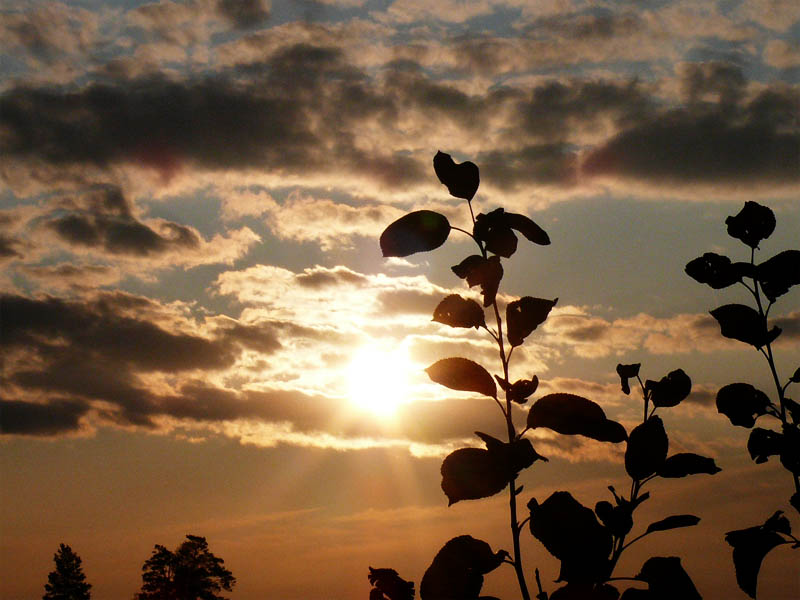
[0,398,90,436]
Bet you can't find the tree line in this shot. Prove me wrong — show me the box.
[40,535,234,600]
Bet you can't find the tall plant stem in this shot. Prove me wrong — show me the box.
[750,249,800,497]
[492,296,532,600]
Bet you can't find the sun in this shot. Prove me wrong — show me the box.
[347,343,413,417]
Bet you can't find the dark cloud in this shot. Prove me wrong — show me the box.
[0,235,23,260]
[479,144,579,189]
[513,79,653,141]
[583,68,800,185]
[1,293,238,373]
[39,186,232,258]
[0,399,90,435]
[217,0,270,28]
[0,43,423,190]
[527,10,643,41]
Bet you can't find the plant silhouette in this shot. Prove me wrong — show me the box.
[43,543,91,600]
[686,201,800,599]
[136,534,235,600]
[369,152,722,599]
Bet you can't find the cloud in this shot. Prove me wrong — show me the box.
[0,398,91,436]
[543,306,800,358]
[582,67,800,189]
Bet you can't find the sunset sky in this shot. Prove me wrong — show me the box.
[1,1,799,598]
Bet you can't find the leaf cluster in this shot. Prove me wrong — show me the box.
[686,201,800,598]
[370,153,723,600]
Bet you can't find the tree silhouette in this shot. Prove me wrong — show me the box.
[43,543,91,600]
[136,535,235,600]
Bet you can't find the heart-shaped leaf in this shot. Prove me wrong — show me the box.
[451,255,503,306]
[747,428,782,464]
[625,416,668,480]
[440,447,508,505]
[725,515,789,598]
[685,252,743,289]
[426,357,496,398]
[725,201,776,248]
[504,212,550,245]
[646,369,692,408]
[644,514,700,535]
[506,296,558,347]
[710,304,781,349]
[433,151,480,201]
[528,393,627,443]
[380,210,451,257]
[716,383,772,428]
[757,249,800,302]
[433,294,485,329]
[634,557,701,600]
[474,208,518,257]
[616,363,640,395]
[528,491,612,584]
[658,453,721,478]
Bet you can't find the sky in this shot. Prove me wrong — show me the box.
[0,0,799,598]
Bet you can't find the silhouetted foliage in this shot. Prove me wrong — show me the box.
[136,535,235,600]
[368,567,415,600]
[43,544,91,600]
[370,152,719,599]
[686,201,800,598]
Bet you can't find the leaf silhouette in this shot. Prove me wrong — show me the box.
[504,376,538,404]
[644,514,700,535]
[426,358,497,398]
[433,151,480,201]
[616,363,640,395]
[528,393,627,443]
[645,369,691,408]
[757,249,800,302]
[725,513,789,598]
[747,428,782,464]
[380,211,451,257]
[625,416,668,480]
[451,255,503,307]
[441,433,546,505]
[658,453,721,478]
[633,556,701,600]
[594,501,633,537]
[368,567,415,600]
[440,447,508,505]
[433,295,485,329]
[419,535,506,600]
[709,304,781,349]
[716,383,772,428]
[506,296,557,347]
[504,212,550,245]
[474,208,518,258]
[725,201,776,248]
[685,252,746,289]
[528,491,612,584]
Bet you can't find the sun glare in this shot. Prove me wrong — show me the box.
[347,344,413,417]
